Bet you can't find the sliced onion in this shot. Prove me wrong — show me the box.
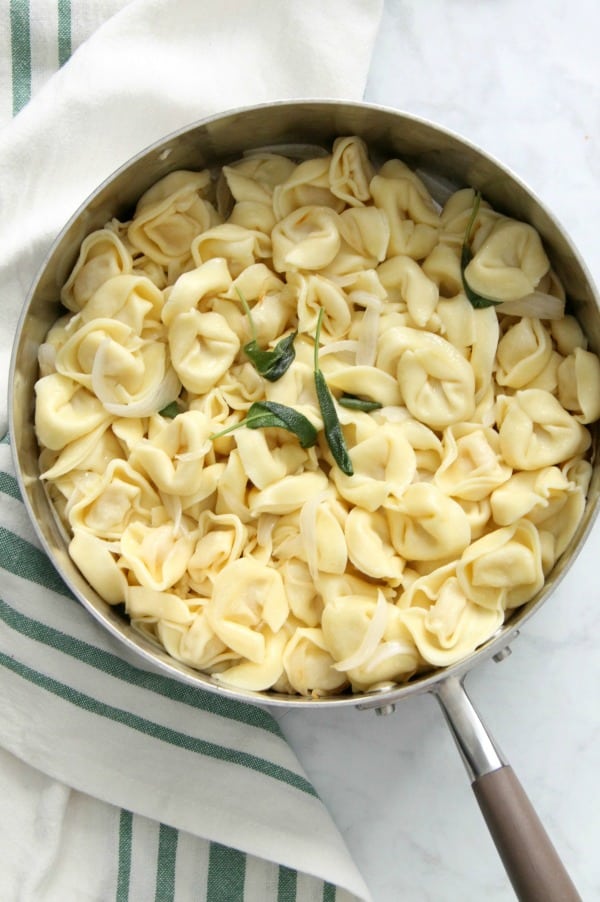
[299,490,329,582]
[318,340,358,358]
[364,639,416,673]
[175,443,212,463]
[161,493,183,535]
[355,300,381,367]
[326,272,363,289]
[257,513,278,547]
[333,590,389,672]
[495,291,565,320]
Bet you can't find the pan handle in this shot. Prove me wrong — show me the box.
[434,675,581,902]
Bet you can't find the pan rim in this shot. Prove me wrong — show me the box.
[9,97,600,710]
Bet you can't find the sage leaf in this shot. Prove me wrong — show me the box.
[338,394,383,412]
[313,309,354,476]
[243,330,297,382]
[235,286,296,381]
[210,400,317,448]
[158,401,181,418]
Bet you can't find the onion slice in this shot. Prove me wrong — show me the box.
[495,291,565,320]
[318,340,358,358]
[161,493,183,535]
[175,444,211,463]
[257,513,278,548]
[333,590,389,672]
[355,300,381,367]
[364,639,416,673]
[299,490,329,582]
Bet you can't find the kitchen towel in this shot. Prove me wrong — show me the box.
[0,2,384,899]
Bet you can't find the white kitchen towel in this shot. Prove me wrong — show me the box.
[0,1,384,899]
[0,0,384,432]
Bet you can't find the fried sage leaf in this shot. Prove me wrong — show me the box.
[210,400,317,449]
[236,286,297,381]
[338,394,383,412]
[158,401,181,418]
[313,309,353,476]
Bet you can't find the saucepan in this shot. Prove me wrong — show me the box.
[9,101,600,901]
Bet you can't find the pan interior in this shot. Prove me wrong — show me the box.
[10,100,600,709]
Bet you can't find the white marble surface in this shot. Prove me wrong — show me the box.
[272,2,600,900]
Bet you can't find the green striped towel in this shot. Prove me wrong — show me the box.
[0,2,384,899]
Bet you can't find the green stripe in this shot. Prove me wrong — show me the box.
[0,526,75,600]
[57,0,71,66]
[0,596,281,735]
[323,883,336,902]
[277,865,297,902]
[0,649,317,797]
[206,843,246,902]
[116,810,133,902]
[155,824,178,902]
[0,471,21,501]
[10,0,31,115]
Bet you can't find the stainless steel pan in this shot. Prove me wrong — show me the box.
[9,100,600,901]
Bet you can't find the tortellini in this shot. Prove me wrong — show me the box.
[329,136,374,207]
[61,229,133,313]
[191,223,271,277]
[67,459,162,538]
[79,274,164,335]
[129,410,215,496]
[497,390,590,469]
[219,152,297,210]
[273,155,344,219]
[495,317,553,388]
[168,309,240,394]
[272,206,341,272]
[35,373,112,450]
[369,159,440,260]
[557,347,600,423]
[464,218,550,301]
[344,507,404,582]
[456,519,544,611]
[434,424,512,500]
[386,483,472,562]
[55,316,180,418]
[127,170,220,268]
[332,424,416,511]
[400,565,503,666]
[34,136,599,698]
[377,327,476,428]
[282,628,349,696]
[321,591,419,690]
[206,558,288,663]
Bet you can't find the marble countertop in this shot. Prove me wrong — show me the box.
[272,2,600,900]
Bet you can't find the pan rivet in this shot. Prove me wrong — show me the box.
[493,646,512,662]
[375,704,396,716]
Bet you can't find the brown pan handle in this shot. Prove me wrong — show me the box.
[473,766,581,901]
[434,676,581,902]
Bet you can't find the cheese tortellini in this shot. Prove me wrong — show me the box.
[34,136,599,698]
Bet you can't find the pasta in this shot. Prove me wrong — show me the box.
[34,136,600,698]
